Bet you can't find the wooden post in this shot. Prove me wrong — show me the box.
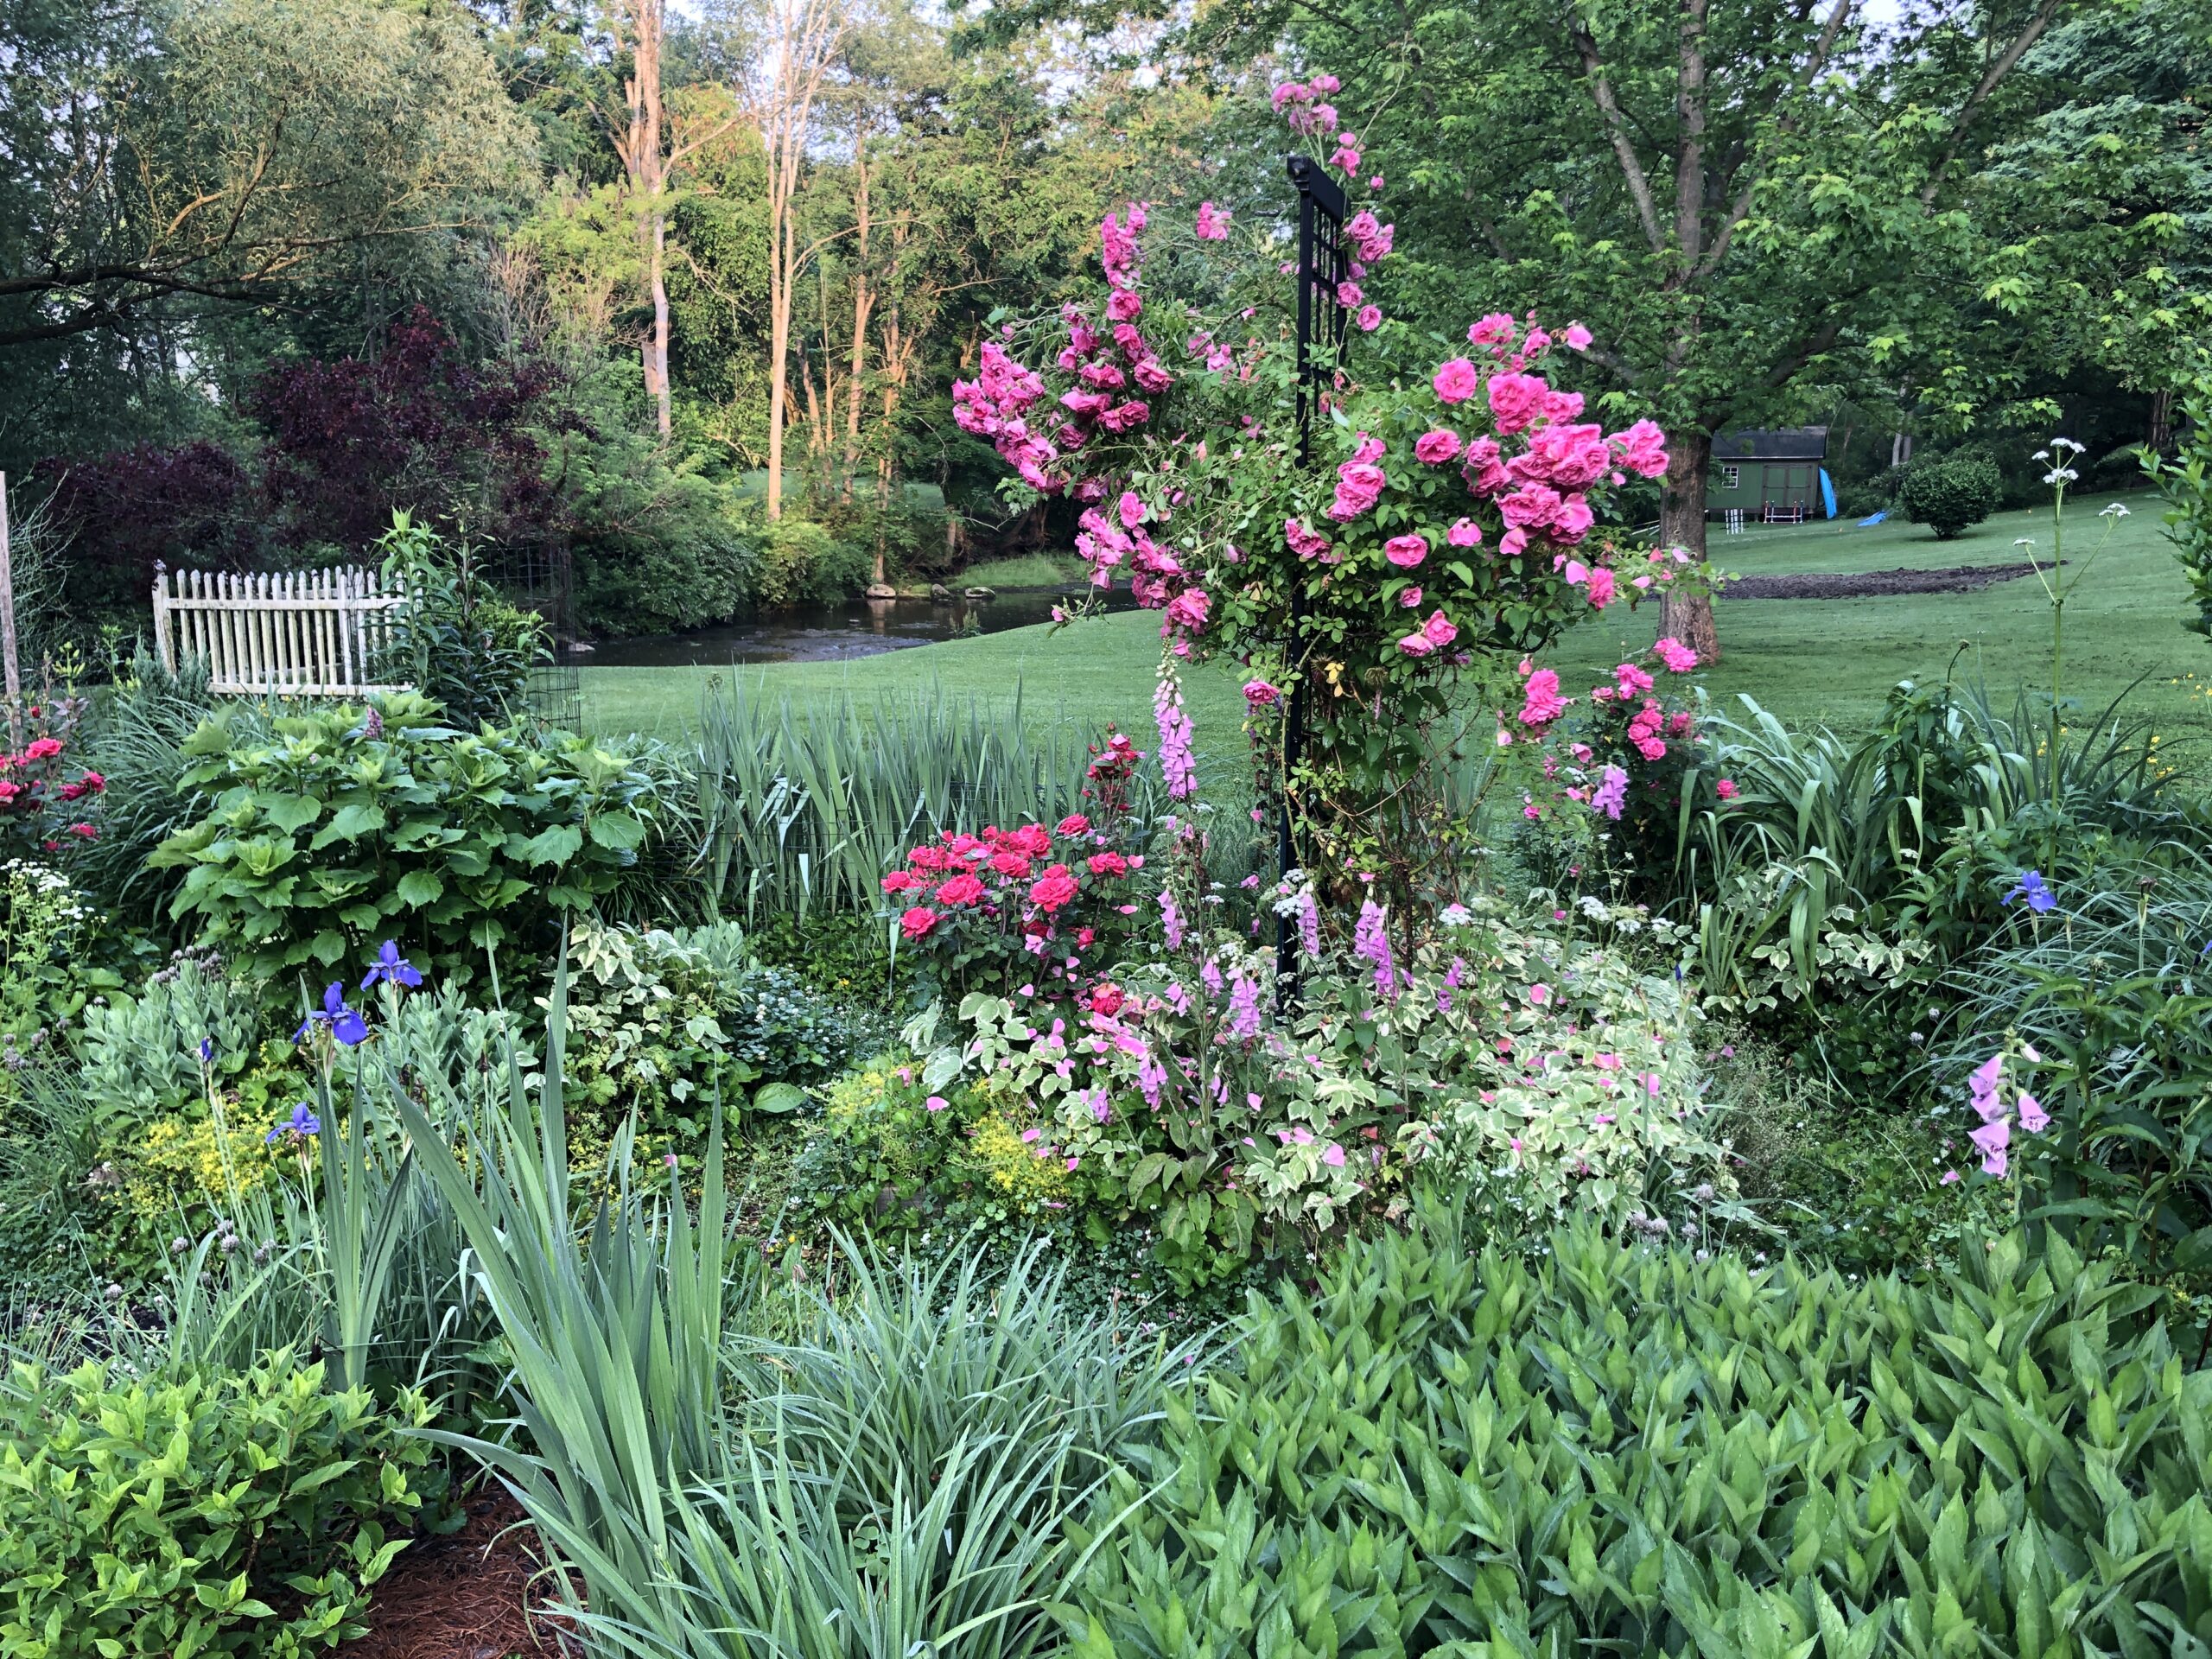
[0,473,20,747]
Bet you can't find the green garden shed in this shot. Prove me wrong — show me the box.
[1707,428,1828,521]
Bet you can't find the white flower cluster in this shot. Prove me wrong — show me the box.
[2031,435,2085,486]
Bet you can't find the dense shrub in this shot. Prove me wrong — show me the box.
[150,694,671,982]
[1073,1214,2212,1657]
[753,516,871,608]
[1899,453,2002,537]
[0,1349,430,1658]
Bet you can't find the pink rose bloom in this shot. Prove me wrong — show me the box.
[1585,567,1617,608]
[1350,431,1386,464]
[936,873,987,906]
[1310,72,1339,93]
[1432,357,1481,404]
[1447,518,1484,547]
[1421,609,1459,647]
[1499,527,1529,557]
[1541,388,1585,423]
[1498,484,1562,530]
[1518,668,1567,728]
[1132,359,1174,393]
[1549,496,1594,544]
[1564,322,1593,350]
[1383,533,1428,568]
[1414,429,1463,465]
[1117,490,1147,529]
[1613,418,1669,478]
[1285,518,1332,560]
[1486,372,1547,434]
[1395,631,1435,658]
[1195,200,1230,240]
[899,906,939,940]
[1356,304,1382,332]
[1462,436,1510,496]
[1243,679,1281,707]
[1654,636,1698,673]
[1468,313,1516,347]
[1336,279,1363,307]
[1106,288,1142,321]
[1716,778,1738,800]
[1163,587,1211,633]
[1271,80,1307,109]
[1399,586,1423,607]
[1331,145,1362,173]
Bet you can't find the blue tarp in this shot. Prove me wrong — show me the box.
[1858,510,1888,527]
[1820,467,1837,518]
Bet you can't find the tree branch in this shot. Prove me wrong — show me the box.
[1918,0,2064,209]
[1569,20,1667,253]
[1694,0,1854,281]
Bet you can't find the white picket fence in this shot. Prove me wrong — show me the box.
[152,563,414,696]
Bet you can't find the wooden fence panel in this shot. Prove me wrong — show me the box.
[152,563,413,696]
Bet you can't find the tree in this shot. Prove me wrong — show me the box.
[753,0,847,518]
[0,0,533,351]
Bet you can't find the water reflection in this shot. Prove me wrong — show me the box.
[575,587,1135,669]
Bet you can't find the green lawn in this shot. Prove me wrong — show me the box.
[584,499,2211,760]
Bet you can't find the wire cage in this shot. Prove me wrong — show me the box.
[486,541,582,728]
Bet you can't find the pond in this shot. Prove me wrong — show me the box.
[574,587,1135,668]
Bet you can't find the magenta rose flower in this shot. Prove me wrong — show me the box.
[1383,533,1429,568]
[1413,429,1463,465]
[1432,357,1480,404]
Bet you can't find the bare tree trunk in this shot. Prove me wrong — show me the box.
[2151,387,2175,454]
[613,0,673,439]
[767,206,791,518]
[846,132,872,503]
[1659,426,1719,662]
[760,0,843,521]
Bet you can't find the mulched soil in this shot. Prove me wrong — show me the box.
[1726,562,2044,600]
[336,1491,575,1659]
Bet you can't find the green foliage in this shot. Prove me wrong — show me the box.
[372,512,548,725]
[0,862,102,1040]
[0,1347,430,1659]
[1899,453,2004,538]
[551,920,891,1153]
[1948,860,2212,1285]
[2149,372,2212,645]
[68,645,217,927]
[753,517,872,608]
[1071,1211,2212,1658]
[151,695,669,982]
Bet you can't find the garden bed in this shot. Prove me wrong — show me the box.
[337,1491,569,1659]
[1726,560,2047,599]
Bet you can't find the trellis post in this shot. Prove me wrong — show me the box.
[1278,154,1351,988]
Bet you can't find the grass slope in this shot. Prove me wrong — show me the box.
[584,501,2210,761]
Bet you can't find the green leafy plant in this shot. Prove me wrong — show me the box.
[1071,1207,2212,1658]
[0,1348,430,1659]
[1899,450,2002,537]
[372,511,549,727]
[2145,365,2212,646]
[151,694,669,982]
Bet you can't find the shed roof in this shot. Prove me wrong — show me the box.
[1713,427,1828,461]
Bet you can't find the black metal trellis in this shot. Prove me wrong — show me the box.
[1278,154,1351,988]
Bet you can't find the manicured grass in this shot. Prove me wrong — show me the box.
[585,499,2211,764]
[1543,498,2209,747]
[583,604,1247,753]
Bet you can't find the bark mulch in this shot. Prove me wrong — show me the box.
[336,1490,575,1659]
[1725,562,2045,600]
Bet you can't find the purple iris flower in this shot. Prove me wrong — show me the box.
[293,982,370,1046]
[198,1037,214,1064]
[2002,870,2056,914]
[361,940,423,992]
[266,1102,321,1144]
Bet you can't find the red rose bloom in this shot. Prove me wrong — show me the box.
[908,846,950,873]
[1088,983,1125,1016]
[1030,864,1078,911]
[899,906,939,940]
[1086,851,1128,878]
[1056,813,1092,837]
[1011,824,1052,857]
[22,738,63,762]
[990,850,1033,880]
[880,870,920,893]
[936,873,987,906]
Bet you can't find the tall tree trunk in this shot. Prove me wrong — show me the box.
[616,0,672,439]
[767,211,791,518]
[1659,426,1719,663]
[647,209,671,437]
[2151,387,2175,454]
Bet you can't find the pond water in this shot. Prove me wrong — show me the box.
[575,586,1135,668]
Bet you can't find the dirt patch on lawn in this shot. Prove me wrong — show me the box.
[1726,562,2046,600]
[337,1490,574,1659]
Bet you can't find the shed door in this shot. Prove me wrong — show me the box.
[1760,463,1814,507]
